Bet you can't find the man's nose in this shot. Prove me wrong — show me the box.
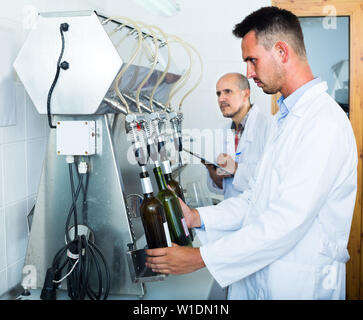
[218,93,226,102]
[246,64,256,79]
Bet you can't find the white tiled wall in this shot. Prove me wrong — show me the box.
[0,83,49,296]
[0,0,98,297]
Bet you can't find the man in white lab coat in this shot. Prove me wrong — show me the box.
[204,73,270,299]
[146,6,358,300]
[204,73,269,200]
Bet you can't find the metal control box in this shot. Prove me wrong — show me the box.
[56,120,96,155]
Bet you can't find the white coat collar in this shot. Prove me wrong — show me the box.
[243,104,261,142]
[269,82,328,145]
[289,81,328,118]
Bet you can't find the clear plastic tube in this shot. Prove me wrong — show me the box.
[134,21,159,113]
[148,25,171,111]
[103,16,143,114]
[165,34,193,110]
[164,35,203,111]
[178,41,203,111]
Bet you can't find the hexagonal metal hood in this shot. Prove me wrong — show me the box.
[13,11,123,115]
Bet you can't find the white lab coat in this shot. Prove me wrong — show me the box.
[206,104,270,199]
[197,81,357,300]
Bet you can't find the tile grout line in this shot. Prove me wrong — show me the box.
[1,143,8,294]
[5,84,27,291]
[21,85,29,291]
[24,86,29,217]
[1,136,45,147]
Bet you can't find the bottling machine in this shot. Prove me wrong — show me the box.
[13,10,206,299]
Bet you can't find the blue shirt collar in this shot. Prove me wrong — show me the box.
[277,77,322,115]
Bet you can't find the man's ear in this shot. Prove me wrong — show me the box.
[274,41,289,63]
[242,88,250,99]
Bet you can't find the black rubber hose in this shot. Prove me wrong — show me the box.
[46,23,69,129]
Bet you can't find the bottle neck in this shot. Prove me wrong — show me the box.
[143,192,154,199]
[161,160,173,183]
[153,165,168,190]
[164,172,173,183]
[140,172,154,195]
[161,160,172,174]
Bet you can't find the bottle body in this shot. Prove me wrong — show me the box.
[140,194,171,249]
[164,173,195,242]
[139,171,171,249]
[162,161,194,241]
[153,166,193,247]
[166,176,185,201]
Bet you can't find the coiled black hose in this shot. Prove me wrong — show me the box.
[41,161,110,300]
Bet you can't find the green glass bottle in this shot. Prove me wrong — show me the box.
[162,160,186,201]
[161,160,194,241]
[139,171,172,249]
[153,165,193,247]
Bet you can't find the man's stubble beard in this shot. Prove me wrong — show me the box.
[260,59,284,95]
[222,104,243,119]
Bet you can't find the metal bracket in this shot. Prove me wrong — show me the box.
[126,249,167,283]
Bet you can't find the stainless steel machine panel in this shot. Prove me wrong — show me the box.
[13,11,123,115]
[24,114,146,296]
